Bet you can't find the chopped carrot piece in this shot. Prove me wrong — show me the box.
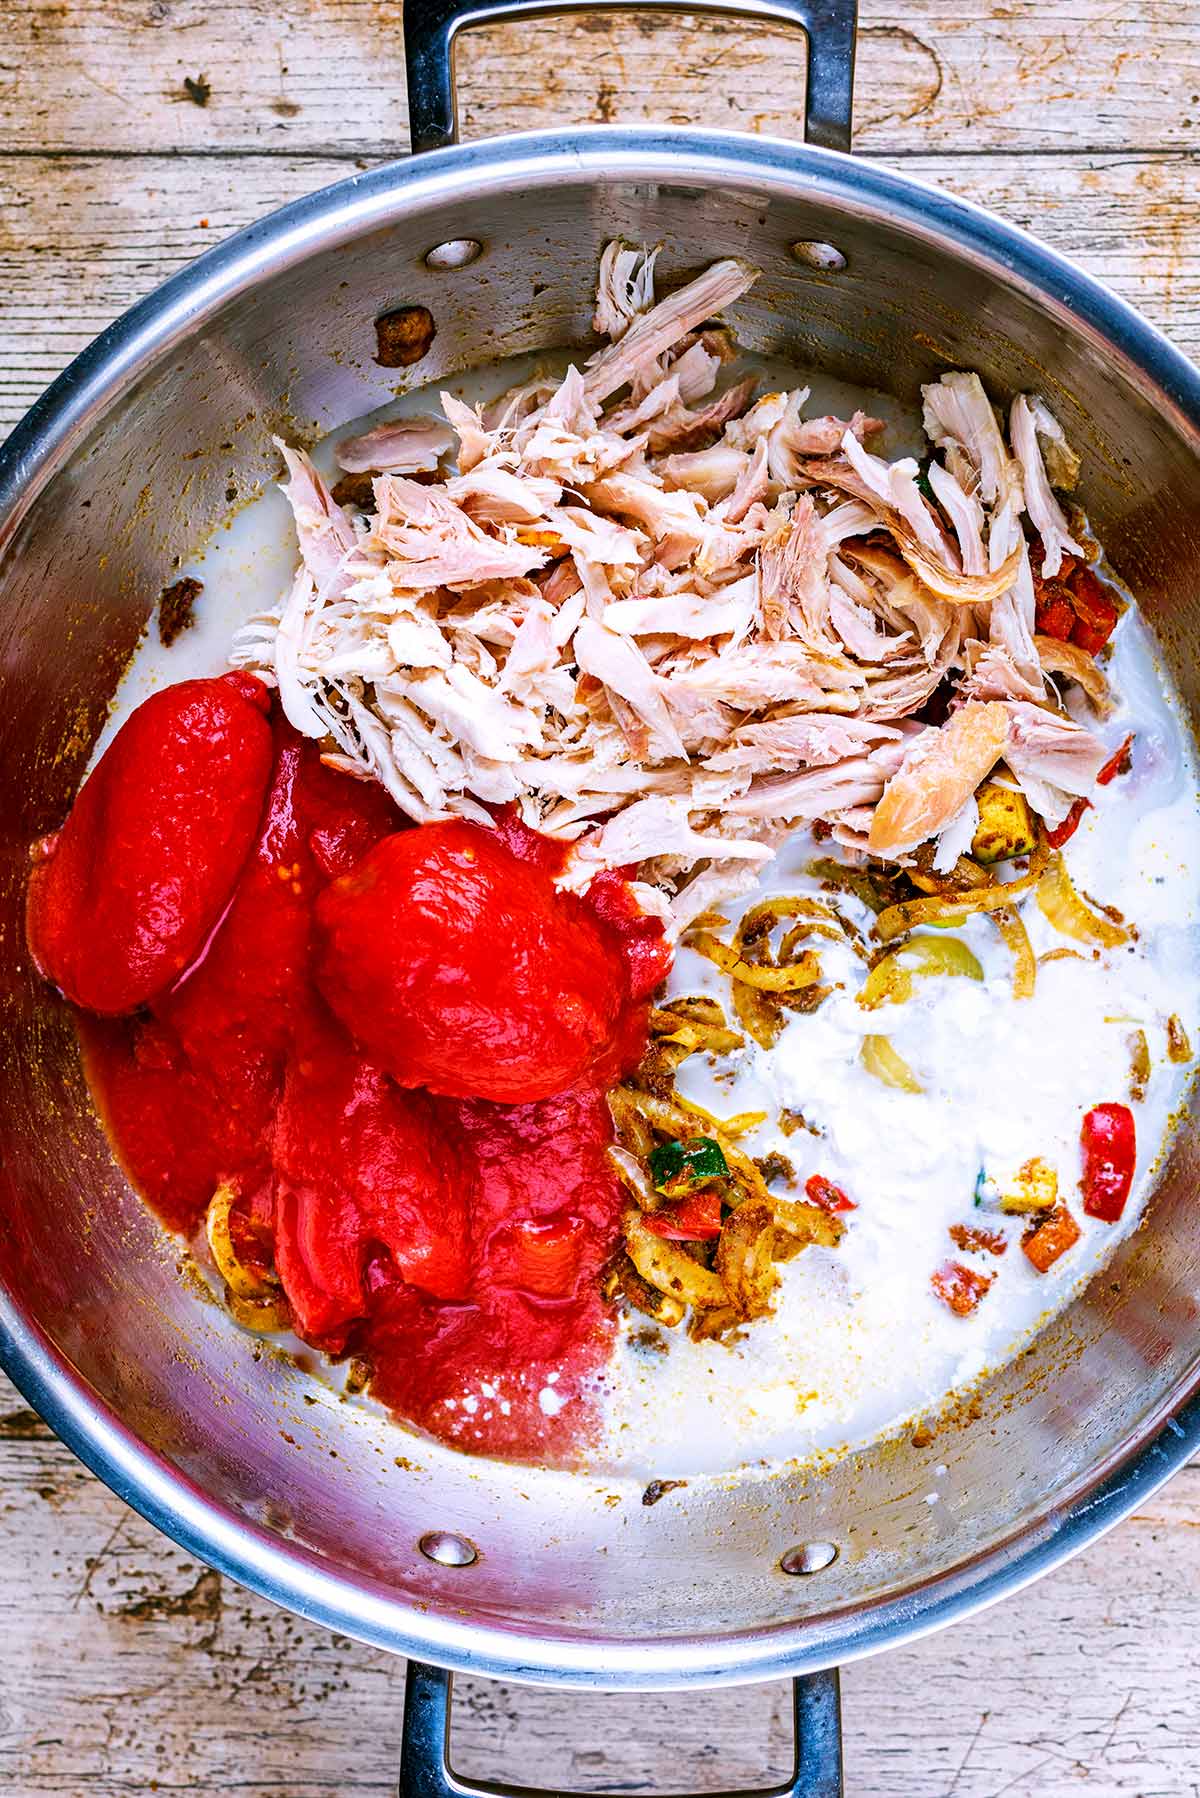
[1023,1203,1082,1273]
[931,1260,994,1317]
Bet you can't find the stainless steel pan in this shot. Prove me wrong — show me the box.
[2,0,1200,1789]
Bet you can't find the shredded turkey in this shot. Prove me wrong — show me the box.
[232,242,1117,928]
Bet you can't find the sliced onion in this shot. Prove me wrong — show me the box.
[991,906,1036,1000]
[1128,1027,1150,1101]
[782,915,867,963]
[605,1256,687,1327]
[651,995,729,1031]
[635,1038,692,1096]
[655,1019,746,1053]
[876,838,1049,942]
[772,1197,844,1249]
[689,930,822,991]
[673,1094,769,1140]
[623,1208,730,1310]
[650,996,743,1056]
[714,1199,779,1319]
[860,1035,923,1093]
[739,896,840,933]
[1036,851,1130,948]
[608,1086,656,1157]
[732,977,785,1050]
[607,1143,660,1209]
[228,1292,292,1333]
[859,935,983,1009]
[687,1305,744,1343]
[737,896,842,960]
[206,1181,277,1302]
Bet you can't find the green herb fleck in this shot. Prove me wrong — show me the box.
[648,1136,728,1197]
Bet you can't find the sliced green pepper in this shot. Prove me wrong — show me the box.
[859,935,984,1010]
[647,1135,729,1198]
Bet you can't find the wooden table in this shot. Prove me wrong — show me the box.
[2,4,1199,1791]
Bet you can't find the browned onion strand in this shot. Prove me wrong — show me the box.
[1036,850,1131,948]
[607,1029,843,1336]
[991,905,1037,1000]
[875,836,1050,942]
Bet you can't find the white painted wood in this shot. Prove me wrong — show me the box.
[2,1373,1199,1795]
[1,1,1195,154]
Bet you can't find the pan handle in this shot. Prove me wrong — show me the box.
[398,1660,843,1798]
[403,0,857,156]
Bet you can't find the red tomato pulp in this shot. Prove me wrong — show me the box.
[48,680,669,1462]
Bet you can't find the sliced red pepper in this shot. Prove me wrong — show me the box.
[805,1173,857,1214]
[931,1260,993,1317]
[1096,733,1134,787]
[1034,583,1078,643]
[642,1187,724,1241]
[1023,1203,1082,1273]
[1031,550,1120,656]
[1080,1102,1136,1222]
[1066,566,1119,655]
[1045,797,1091,849]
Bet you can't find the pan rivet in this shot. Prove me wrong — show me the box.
[780,1541,838,1575]
[419,1530,479,1567]
[789,241,846,273]
[425,239,483,270]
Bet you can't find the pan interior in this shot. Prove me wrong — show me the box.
[2,141,1199,1679]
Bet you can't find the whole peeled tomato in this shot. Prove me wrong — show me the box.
[313,820,630,1103]
[26,672,274,1015]
[271,1019,471,1343]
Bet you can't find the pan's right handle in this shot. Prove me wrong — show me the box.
[403,0,857,157]
[398,1660,843,1798]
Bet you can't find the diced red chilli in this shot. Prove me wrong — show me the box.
[931,1260,994,1317]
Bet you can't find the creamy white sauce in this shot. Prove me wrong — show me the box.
[92,354,1200,1480]
[594,611,1200,1474]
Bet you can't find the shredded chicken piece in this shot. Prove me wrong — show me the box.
[232,244,1113,914]
[275,440,361,599]
[583,259,759,405]
[1010,394,1083,578]
[1003,699,1108,821]
[335,415,455,474]
[592,241,661,341]
[869,702,1010,858]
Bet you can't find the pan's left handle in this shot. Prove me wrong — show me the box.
[403,0,857,157]
[398,1660,843,1798]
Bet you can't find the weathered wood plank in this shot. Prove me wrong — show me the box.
[1,148,1196,436]
[2,1372,1200,1796]
[0,0,1196,157]
[3,0,1200,1790]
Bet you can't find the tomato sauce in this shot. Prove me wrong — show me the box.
[52,679,670,1463]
